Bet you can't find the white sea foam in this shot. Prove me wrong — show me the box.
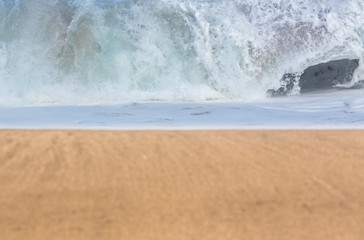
[1,88,364,129]
[0,0,363,105]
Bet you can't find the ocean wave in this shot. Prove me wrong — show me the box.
[0,0,363,105]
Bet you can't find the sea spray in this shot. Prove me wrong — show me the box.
[0,0,363,105]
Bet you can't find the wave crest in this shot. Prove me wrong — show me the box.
[0,0,363,105]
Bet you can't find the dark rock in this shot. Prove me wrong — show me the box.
[268,59,360,96]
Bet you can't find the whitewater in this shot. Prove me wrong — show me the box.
[0,0,364,129]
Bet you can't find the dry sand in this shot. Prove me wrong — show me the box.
[0,130,364,240]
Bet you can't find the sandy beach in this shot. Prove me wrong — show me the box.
[0,130,364,240]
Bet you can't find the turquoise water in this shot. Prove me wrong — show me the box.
[0,0,363,105]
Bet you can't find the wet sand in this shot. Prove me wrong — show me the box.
[0,130,364,240]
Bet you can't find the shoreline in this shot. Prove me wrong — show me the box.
[1,130,364,240]
[1,90,364,129]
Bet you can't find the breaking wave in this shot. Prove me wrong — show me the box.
[0,0,363,105]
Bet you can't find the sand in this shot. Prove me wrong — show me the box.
[0,130,364,240]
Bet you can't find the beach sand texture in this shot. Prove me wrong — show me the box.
[0,130,364,240]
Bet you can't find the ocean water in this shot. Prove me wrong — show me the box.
[1,88,364,129]
[0,0,363,129]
